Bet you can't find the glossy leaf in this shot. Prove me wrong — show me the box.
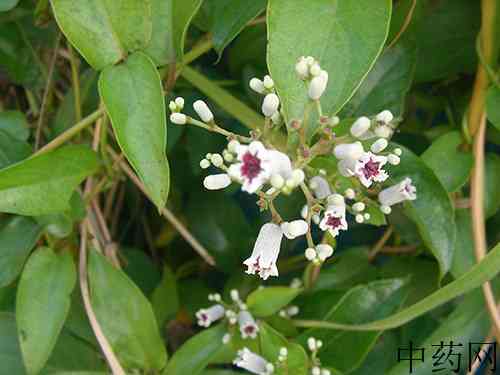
[0,110,29,140]
[298,278,408,373]
[295,241,500,331]
[16,248,76,375]
[50,0,152,70]
[267,0,392,122]
[421,131,473,192]
[0,312,26,374]
[163,324,226,375]
[0,145,99,216]
[390,145,455,278]
[0,216,42,287]
[209,0,266,56]
[99,51,170,210]
[341,40,416,117]
[144,0,203,65]
[485,153,500,218]
[88,249,167,371]
[246,287,302,317]
[450,209,475,278]
[486,86,500,130]
[151,264,179,326]
[0,130,31,169]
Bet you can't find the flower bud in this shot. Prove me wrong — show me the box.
[364,213,371,220]
[374,125,393,138]
[292,169,305,185]
[344,188,355,200]
[333,142,364,160]
[295,57,309,79]
[227,140,240,153]
[263,75,274,89]
[371,138,388,153]
[203,174,231,190]
[199,159,210,169]
[327,193,344,206]
[262,93,280,117]
[281,220,309,239]
[380,205,392,214]
[352,202,365,212]
[376,110,394,124]
[387,154,400,165]
[310,63,321,76]
[193,100,214,122]
[175,97,184,109]
[270,174,285,189]
[170,113,187,124]
[355,214,364,223]
[350,116,371,138]
[305,248,317,261]
[249,78,265,94]
[394,148,402,156]
[308,70,328,100]
[316,244,333,261]
[168,101,177,112]
[330,116,340,126]
[210,153,224,167]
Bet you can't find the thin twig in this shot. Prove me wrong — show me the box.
[67,43,82,123]
[368,226,394,261]
[471,113,500,342]
[107,147,216,266]
[35,33,61,150]
[386,0,417,49]
[466,328,494,375]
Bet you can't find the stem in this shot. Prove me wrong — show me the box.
[368,225,394,261]
[181,35,213,66]
[67,43,82,123]
[299,182,316,249]
[187,117,252,142]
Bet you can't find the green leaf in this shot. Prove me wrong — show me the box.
[0,110,29,140]
[421,131,473,192]
[0,312,26,374]
[181,66,263,130]
[151,264,179,326]
[485,153,500,218]
[294,241,500,331]
[259,323,309,375]
[0,145,99,216]
[0,216,42,287]
[387,291,490,375]
[209,0,266,56]
[450,209,475,278]
[88,249,167,371]
[0,0,19,12]
[247,287,302,317]
[0,130,31,169]
[163,324,226,375]
[16,248,76,375]
[50,0,152,70]
[486,86,500,130]
[267,0,392,122]
[390,145,455,278]
[99,51,170,210]
[144,0,203,66]
[122,247,161,296]
[341,40,416,117]
[298,278,408,373]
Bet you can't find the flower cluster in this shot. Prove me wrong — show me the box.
[307,337,331,375]
[169,55,417,281]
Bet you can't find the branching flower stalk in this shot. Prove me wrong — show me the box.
[170,56,418,283]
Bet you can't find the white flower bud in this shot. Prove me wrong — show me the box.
[394,148,402,156]
[292,169,305,185]
[310,63,321,76]
[316,340,323,348]
[374,125,393,138]
[355,214,364,223]
[312,367,321,375]
[352,202,365,212]
[308,70,328,100]
[212,293,221,302]
[210,153,224,167]
[168,101,177,112]
[170,113,187,124]
[193,100,214,123]
[333,142,364,160]
[230,289,240,302]
[301,205,308,219]
[321,370,331,375]
[305,248,317,261]
[227,140,240,153]
[327,194,344,206]
[296,58,309,79]
[175,97,184,109]
[305,56,315,65]
[350,116,371,138]
[376,110,394,124]
[316,244,333,261]
[371,138,388,153]
[263,75,274,89]
[200,159,210,169]
[380,205,392,214]
[249,78,265,94]
[270,174,285,189]
[330,116,340,126]
[344,188,355,200]
[287,305,299,316]
[282,220,309,239]
[364,213,371,220]
[279,347,288,357]
[222,333,231,344]
[203,174,231,190]
[262,93,280,117]
[387,154,400,165]
[271,111,282,125]
[223,150,234,162]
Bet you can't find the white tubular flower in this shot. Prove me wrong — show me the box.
[281,220,309,239]
[350,116,371,138]
[296,57,309,79]
[234,348,274,375]
[309,176,332,199]
[319,201,348,238]
[262,93,280,117]
[378,178,417,207]
[333,141,364,161]
[175,97,185,110]
[170,113,187,125]
[316,244,334,261]
[249,78,265,94]
[308,70,328,100]
[268,150,293,181]
[270,174,285,189]
[243,223,283,280]
[263,75,274,90]
[326,193,346,216]
[371,138,388,153]
[168,101,177,112]
[228,141,273,193]
[291,169,305,185]
[387,154,400,165]
[352,202,365,212]
[354,152,389,187]
[238,311,259,339]
[374,124,393,139]
[337,158,358,177]
[196,304,225,327]
[376,110,394,124]
[203,174,231,190]
[193,100,214,123]
[307,337,317,351]
[310,63,321,76]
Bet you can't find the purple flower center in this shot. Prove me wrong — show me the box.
[244,325,255,335]
[241,151,262,182]
[361,158,380,179]
[326,215,342,229]
[200,313,208,322]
